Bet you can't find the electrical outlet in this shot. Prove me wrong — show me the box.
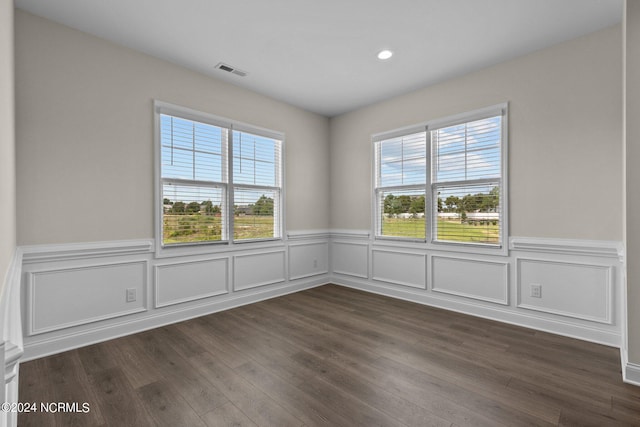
[530,283,542,298]
[126,288,137,302]
[313,259,318,268]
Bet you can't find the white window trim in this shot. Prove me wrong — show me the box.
[154,100,286,258]
[371,103,509,256]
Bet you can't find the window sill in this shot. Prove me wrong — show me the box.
[154,238,285,259]
[372,237,509,257]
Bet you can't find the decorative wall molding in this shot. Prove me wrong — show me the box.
[1,249,24,427]
[233,250,287,291]
[509,236,624,260]
[371,249,426,289]
[329,234,623,349]
[331,241,369,278]
[288,242,329,280]
[21,239,154,264]
[155,258,228,308]
[26,261,148,335]
[19,233,331,361]
[516,258,613,324]
[431,255,509,305]
[13,233,630,390]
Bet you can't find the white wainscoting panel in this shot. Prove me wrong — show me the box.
[155,258,228,308]
[517,258,612,324]
[431,256,509,305]
[288,242,329,280]
[233,251,286,291]
[19,237,332,362]
[372,249,426,289]
[331,242,369,278]
[27,261,147,335]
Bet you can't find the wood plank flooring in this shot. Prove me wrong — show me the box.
[18,284,640,426]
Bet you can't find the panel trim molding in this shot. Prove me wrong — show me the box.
[288,241,329,280]
[232,250,287,291]
[371,248,426,289]
[515,258,613,324]
[430,255,509,305]
[154,258,229,308]
[509,236,624,260]
[26,261,149,335]
[331,241,369,278]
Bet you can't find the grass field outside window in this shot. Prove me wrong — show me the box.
[163,214,274,244]
[381,217,499,244]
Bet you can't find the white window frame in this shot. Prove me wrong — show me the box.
[372,103,509,256]
[154,101,285,257]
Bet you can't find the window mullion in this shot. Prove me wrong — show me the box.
[192,122,196,181]
[426,129,433,244]
[227,127,234,243]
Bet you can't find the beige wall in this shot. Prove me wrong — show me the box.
[0,0,15,282]
[15,10,330,245]
[330,26,623,241]
[625,0,640,364]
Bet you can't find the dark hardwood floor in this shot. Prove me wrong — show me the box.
[18,284,640,426]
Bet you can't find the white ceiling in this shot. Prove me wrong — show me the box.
[15,0,623,117]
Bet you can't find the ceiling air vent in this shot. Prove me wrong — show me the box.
[215,62,248,77]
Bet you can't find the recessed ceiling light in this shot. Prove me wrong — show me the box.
[377,49,393,60]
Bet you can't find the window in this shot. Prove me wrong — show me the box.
[374,104,507,250]
[156,102,283,249]
[375,131,427,240]
[232,129,282,241]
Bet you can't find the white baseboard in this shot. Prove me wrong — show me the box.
[625,364,640,386]
[622,349,640,386]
